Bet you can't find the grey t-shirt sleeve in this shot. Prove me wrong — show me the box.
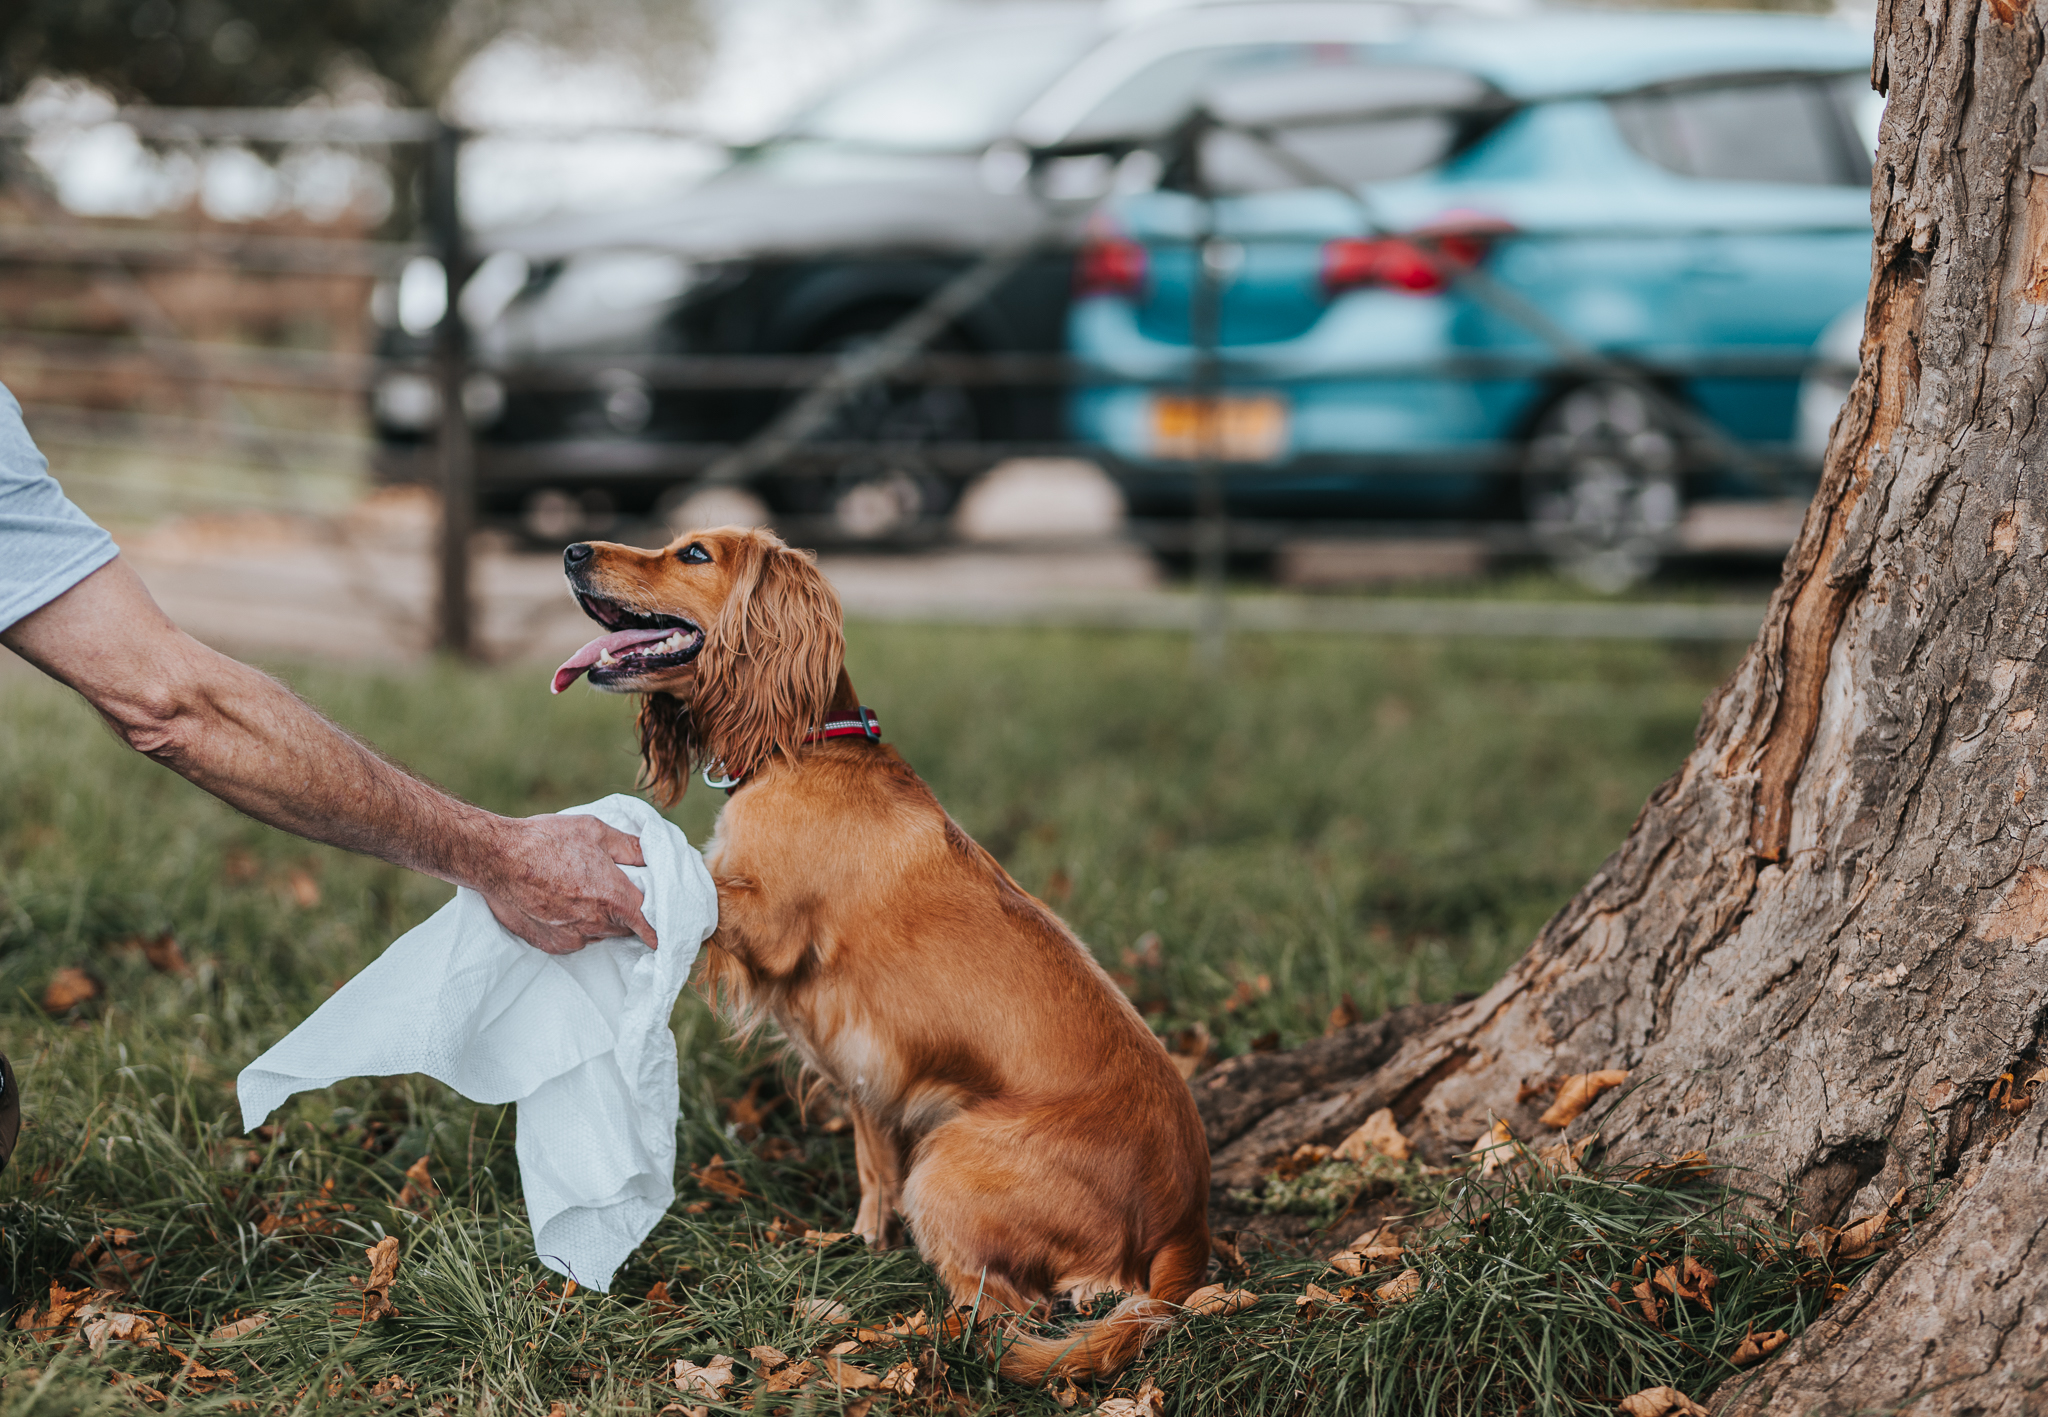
[0,383,118,633]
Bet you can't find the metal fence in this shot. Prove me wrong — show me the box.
[0,90,1856,659]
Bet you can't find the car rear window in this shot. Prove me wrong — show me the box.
[1201,63,1495,190]
[1069,53,1490,191]
[1066,42,1376,144]
[1608,74,1870,187]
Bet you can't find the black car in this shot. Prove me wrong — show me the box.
[370,0,1524,542]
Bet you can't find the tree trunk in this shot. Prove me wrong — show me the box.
[1210,4,2048,1409]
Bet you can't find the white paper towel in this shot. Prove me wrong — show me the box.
[236,794,715,1292]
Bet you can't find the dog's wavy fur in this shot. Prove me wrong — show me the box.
[565,526,1211,1381]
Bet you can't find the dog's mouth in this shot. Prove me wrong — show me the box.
[551,594,704,694]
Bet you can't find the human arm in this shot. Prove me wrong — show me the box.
[1,557,655,953]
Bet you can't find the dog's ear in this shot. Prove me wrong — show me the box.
[692,537,844,784]
[635,690,699,807]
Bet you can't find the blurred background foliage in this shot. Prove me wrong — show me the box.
[0,0,706,109]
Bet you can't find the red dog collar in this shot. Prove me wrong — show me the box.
[809,706,881,743]
[704,706,880,794]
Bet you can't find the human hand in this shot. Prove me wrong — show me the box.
[474,814,657,954]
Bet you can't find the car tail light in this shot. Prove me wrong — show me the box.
[1075,234,1148,298]
[1320,216,1514,297]
[1321,237,1445,295]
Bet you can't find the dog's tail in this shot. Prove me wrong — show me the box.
[994,1295,1176,1383]
[993,1233,1209,1382]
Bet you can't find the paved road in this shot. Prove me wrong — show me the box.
[102,489,1769,665]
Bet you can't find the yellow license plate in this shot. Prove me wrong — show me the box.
[1148,393,1289,463]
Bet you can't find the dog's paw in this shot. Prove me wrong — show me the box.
[855,1221,901,1251]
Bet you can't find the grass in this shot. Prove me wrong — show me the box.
[0,619,1882,1416]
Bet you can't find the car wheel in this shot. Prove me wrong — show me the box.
[1522,381,1685,591]
[781,319,981,538]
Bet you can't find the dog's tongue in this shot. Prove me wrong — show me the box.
[551,627,683,695]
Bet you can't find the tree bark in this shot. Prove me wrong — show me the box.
[1210,4,2048,1408]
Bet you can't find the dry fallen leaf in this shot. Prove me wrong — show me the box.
[1329,1222,1406,1276]
[746,1344,789,1371]
[1616,1386,1710,1417]
[1048,1376,1082,1409]
[206,1313,269,1343]
[1796,1226,1839,1262]
[1472,1118,1517,1177]
[1333,1107,1411,1163]
[671,1355,736,1402]
[255,1176,353,1238]
[1166,1022,1212,1080]
[690,1156,749,1202]
[1538,1135,1596,1174]
[130,933,191,977]
[1538,1069,1630,1128]
[1374,1269,1423,1306]
[1222,975,1272,1012]
[645,1280,684,1319]
[174,1353,237,1391]
[343,1236,400,1323]
[1344,1221,1406,1251]
[75,1230,153,1294]
[724,1077,780,1134]
[82,1311,160,1356]
[1629,1151,1711,1187]
[1184,1284,1259,1316]
[107,1371,167,1405]
[764,1359,818,1393]
[1295,1283,1337,1320]
[1834,1216,1885,1260]
[395,1156,437,1214]
[792,1296,853,1326]
[1835,1186,1910,1261]
[803,1229,854,1248]
[368,1375,416,1407]
[286,868,322,909]
[877,1360,918,1397]
[15,1281,100,1337]
[1729,1328,1790,1367]
[42,967,101,1016]
[1612,1275,1667,1328]
[1094,1375,1166,1417]
[822,1355,882,1390]
[1989,1070,2034,1115]
[1648,1256,1717,1312]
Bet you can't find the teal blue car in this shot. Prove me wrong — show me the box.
[1063,9,1877,582]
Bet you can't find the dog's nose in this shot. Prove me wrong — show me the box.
[563,542,593,570]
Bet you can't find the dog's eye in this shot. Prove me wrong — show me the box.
[677,543,712,565]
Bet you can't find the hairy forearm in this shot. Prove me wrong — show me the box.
[5,559,654,953]
[130,652,507,888]
[6,560,496,888]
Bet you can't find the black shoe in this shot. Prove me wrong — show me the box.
[0,1053,18,1176]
